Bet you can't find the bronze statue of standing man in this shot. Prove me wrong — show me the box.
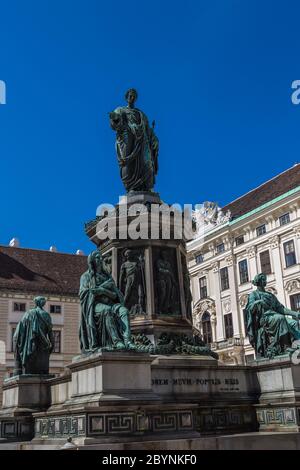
[13,296,54,375]
[109,89,159,193]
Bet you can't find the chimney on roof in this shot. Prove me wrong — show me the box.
[76,249,85,256]
[49,246,58,252]
[9,238,20,248]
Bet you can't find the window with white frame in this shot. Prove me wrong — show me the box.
[284,240,297,267]
[290,293,300,311]
[279,213,290,226]
[13,302,26,312]
[224,313,234,339]
[239,259,249,284]
[216,243,225,254]
[256,224,266,237]
[259,250,272,275]
[202,311,212,344]
[50,305,62,314]
[199,276,208,299]
[235,235,245,246]
[195,254,204,264]
[220,267,230,291]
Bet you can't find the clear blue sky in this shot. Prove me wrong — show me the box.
[1,0,300,254]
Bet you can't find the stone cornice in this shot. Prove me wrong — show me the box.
[0,291,79,303]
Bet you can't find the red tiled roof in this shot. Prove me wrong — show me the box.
[0,246,87,296]
[223,164,300,219]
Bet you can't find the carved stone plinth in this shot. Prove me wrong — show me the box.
[253,356,300,432]
[32,352,200,445]
[0,374,54,441]
[85,192,204,353]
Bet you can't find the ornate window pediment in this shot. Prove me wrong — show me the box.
[193,297,216,316]
[285,279,300,294]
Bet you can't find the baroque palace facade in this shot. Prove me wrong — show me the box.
[187,164,300,364]
[0,246,87,404]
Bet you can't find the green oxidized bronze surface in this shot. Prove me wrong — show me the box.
[132,332,218,359]
[13,296,54,375]
[245,273,300,358]
[119,249,146,317]
[79,249,135,352]
[109,88,159,193]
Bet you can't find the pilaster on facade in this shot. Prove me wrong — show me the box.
[268,235,285,303]
[225,255,241,338]
[246,245,258,280]
[211,262,225,342]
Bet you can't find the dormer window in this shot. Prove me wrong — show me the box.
[256,224,266,237]
[279,213,290,226]
[195,254,204,264]
[235,235,245,246]
[216,243,225,254]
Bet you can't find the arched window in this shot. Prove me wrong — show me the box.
[202,311,212,344]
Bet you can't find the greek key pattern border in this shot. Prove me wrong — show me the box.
[34,410,194,438]
[257,407,297,427]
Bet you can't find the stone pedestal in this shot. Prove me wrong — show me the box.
[0,374,53,441]
[32,352,200,444]
[84,192,196,347]
[151,355,259,435]
[253,356,300,432]
[30,353,261,444]
[66,350,159,404]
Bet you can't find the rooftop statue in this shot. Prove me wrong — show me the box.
[109,88,159,193]
[79,249,135,353]
[245,273,300,358]
[13,296,54,375]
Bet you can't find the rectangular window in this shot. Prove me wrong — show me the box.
[50,305,62,314]
[224,313,234,339]
[256,224,266,237]
[195,254,204,264]
[235,235,245,246]
[13,302,26,312]
[279,213,290,226]
[53,330,61,354]
[199,277,208,299]
[239,259,249,284]
[259,250,272,275]
[11,327,16,352]
[284,240,297,267]
[202,312,212,344]
[216,243,225,254]
[220,267,230,291]
[290,294,300,311]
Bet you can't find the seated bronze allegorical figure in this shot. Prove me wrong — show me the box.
[245,273,300,358]
[79,249,135,353]
[13,296,54,375]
